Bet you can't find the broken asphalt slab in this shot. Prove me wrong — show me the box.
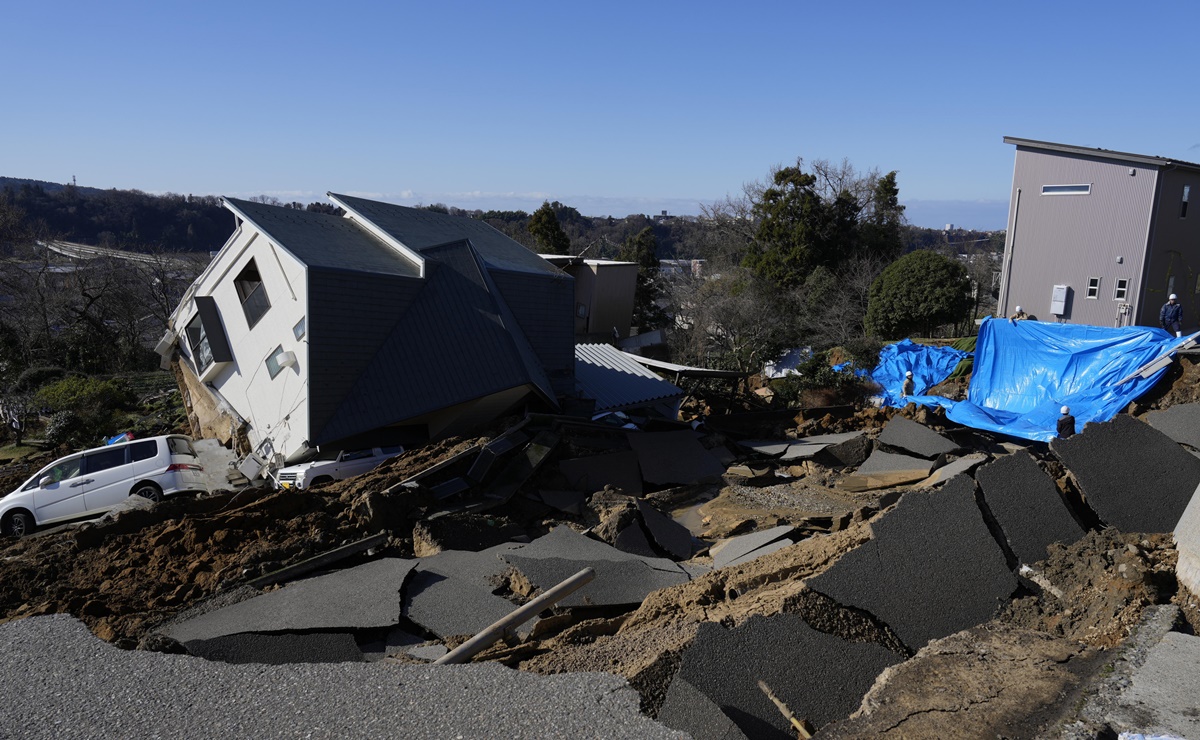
[0,614,684,740]
[1143,401,1200,450]
[163,558,418,644]
[1051,413,1200,533]
[658,613,902,739]
[736,432,864,462]
[636,499,694,559]
[975,452,1085,565]
[807,476,1018,651]
[914,452,989,489]
[504,554,690,608]
[183,632,364,665]
[626,430,726,486]
[838,449,934,491]
[709,525,795,570]
[877,416,960,459]
[401,548,533,639]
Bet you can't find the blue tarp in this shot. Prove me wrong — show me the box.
[877,319,1196,442]
[871,339,970,408]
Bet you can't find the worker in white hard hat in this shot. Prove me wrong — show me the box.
[901,370,915,398]
[1057,405,1076,439]
[1160,293,1183,337]
[1009,305,1029,321]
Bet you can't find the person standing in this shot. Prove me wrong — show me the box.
[1057,406,1076,439]
[1160,293,1183,337]
[1009,305,1029,321]
[901,370,915,398]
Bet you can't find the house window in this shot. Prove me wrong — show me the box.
[1086,277,1101,299]
[1042,184,1091,195]
[293,317,306,340]
[185,314,214,373]
[1114,279,1129,301]
[235,259,271,328]
[265,345,289,379]
[1183,185,1190,219]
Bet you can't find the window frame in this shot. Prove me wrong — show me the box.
[234,259,271,329]
[1085,276,1101,300]
[84,447,129,475]
[1183,185,1191,219]
[293,317,306,341]
[1113,278,1129,302]
[265,345,289,379]
[1042,184,1092,196]
[185,314,214,374]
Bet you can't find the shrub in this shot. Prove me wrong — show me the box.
[865,250,972,338]
[35,376,134,415]
[10,366,69,394]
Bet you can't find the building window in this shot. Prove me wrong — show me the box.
[1183,185,1190,219]
[1086,277,1101,299]
[1042,184,1091,195]
[293,317,306,340]
[185,314,213,373]
[1114,278,1129,301]
[235,259,271,328]
[265,345,289,379]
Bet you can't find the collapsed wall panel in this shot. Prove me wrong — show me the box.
[1050,414,1200,533]
[975,452,1084,564]
[807,476,1017,651]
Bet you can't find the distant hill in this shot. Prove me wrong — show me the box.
[0,176,107,198]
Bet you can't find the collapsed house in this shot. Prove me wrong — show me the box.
[158,195,577,468]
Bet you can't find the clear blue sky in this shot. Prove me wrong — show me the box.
[4,0,1198,230]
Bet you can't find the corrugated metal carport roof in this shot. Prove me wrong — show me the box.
[574,344,683,412]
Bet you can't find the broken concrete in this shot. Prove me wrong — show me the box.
[164,558,418,644]
[975,452,1085,564]
[559,450,643,494]
[656,676,749,740]
[1176,482,1200,595]
[626,430,726,486]
[1106,630,1200,738]
[877,416,959,458]
[808,476,1018,651]
[736,432,863,462]
[659,613,903,738]
[1051,413,1200,533]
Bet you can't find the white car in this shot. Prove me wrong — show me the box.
[275,446,404,490]
[0,434,206,538]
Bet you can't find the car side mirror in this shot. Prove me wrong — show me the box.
[39,476,54,488]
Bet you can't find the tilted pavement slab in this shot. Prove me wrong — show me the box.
[1106,630,1200,739]
[656,676,749,740]
[402,550,528,639]
[502,554,689,608]
[614,523,659,558]
[636,498,694,559]
[626,430,727,485]
[807,476,1018,652]
[854,449,935,477]
[1174,482,1200,596]
[975,452,1085,564]
[914,452,989,489]
[709,525,796,570]
[508,525,686,574]
[183,632,364,665]
[0,614,684,740]
[877,416,960,459]
[164,558,417,643]
[658,613,903,739]
[1050,413,1200,533]
[559,450,643,494]
[1144,402,1200,450]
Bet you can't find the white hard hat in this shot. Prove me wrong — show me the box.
[1015,305,1022,312]
[905,371,913,377]
[1170,293,1178,300]
[1061,406,1070,415]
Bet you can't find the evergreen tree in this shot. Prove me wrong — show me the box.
[618,227,667,330]
[527,201,571,254]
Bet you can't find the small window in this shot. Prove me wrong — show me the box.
[293,317,306,340]
[185,314,214,373]
[85,448,128,474]
[341,449,374,461]
[1114,279,1129,301]
[167,437,197,457]
[234,259,271,328]
[130,440,158,462]
[1086,277,1101,299]
[380,446,404,455]
[265,345,288,379]
[1042,184,1091,195]
[1183,185,1191,219]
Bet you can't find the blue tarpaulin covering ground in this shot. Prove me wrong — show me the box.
[874,319,1196,442]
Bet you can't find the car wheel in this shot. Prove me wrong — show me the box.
[309,476,334,488]
[132,482,163,503]
[2,510,34,538]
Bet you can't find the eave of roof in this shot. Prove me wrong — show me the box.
[1003,136,1200,171]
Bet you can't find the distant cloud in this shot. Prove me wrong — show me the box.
[901,199,1009,231]
[1189,143,1200,151]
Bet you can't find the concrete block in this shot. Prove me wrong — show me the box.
[1175,482,1200,596]
[975,452,1084,564]
[808,476,1017,651]
[659,613,902,738]
[626,430,727,485]
[1144,402,1200,450]
[184,632,364,664]
[1051,414,1200,533]
[877,417,959,459]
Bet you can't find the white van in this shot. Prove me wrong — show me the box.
[275,446,404,490]
[0,434,206,538]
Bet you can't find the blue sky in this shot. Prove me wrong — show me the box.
[4,1,1198,230]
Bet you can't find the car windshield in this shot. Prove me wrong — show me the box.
[314,448,340,461]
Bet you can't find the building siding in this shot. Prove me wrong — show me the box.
[1001,147,1157,326]
[1141,168,1200,328]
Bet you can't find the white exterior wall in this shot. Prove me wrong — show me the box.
[179,224,310,462]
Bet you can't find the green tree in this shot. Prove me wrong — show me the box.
[865,250,973,338]
[527,201,571,254]
[742,166,831,289]
[859,171,906,263]
[618,227,667,330]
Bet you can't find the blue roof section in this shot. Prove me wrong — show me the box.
[329,193,562,276]
[225,198,420,278]
[575,344,683,412]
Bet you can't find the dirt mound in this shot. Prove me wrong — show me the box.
[1136,353,1200,411]
[999,529,1177,648]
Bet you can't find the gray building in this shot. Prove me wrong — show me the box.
[999,137,1200,330]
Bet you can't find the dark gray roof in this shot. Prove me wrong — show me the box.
[225,198,421,278]
[1004,136,1200,172]
[329,193,563,276]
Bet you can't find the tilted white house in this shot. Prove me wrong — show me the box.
[161,194,574,467]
